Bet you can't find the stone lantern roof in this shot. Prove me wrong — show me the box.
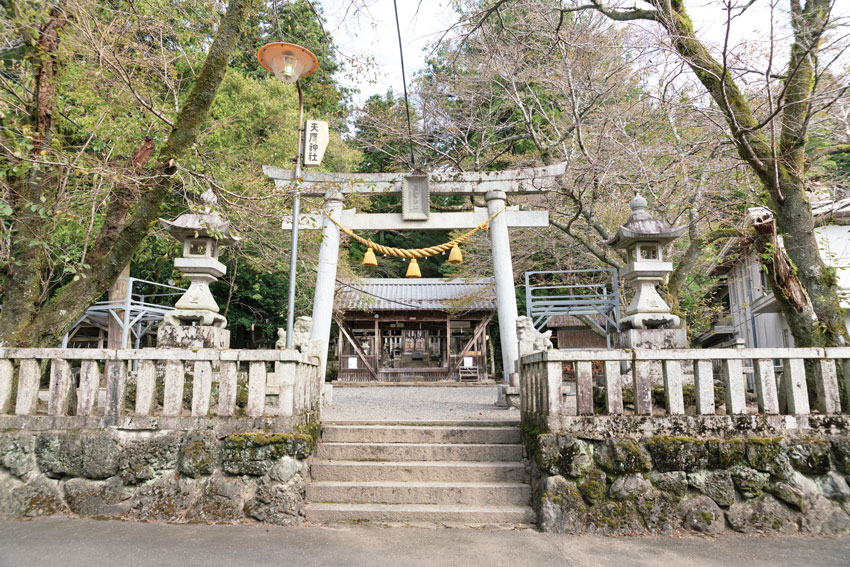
[606,194,685,249]
[159,190,241,246]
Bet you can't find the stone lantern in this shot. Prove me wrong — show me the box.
[608,194,686,333]
[157,190,240,348]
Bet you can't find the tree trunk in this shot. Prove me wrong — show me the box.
[0,0,256,348]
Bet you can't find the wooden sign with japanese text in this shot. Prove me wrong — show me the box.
[303,120,329,166]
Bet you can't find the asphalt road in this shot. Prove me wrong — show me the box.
[1,518,849,567]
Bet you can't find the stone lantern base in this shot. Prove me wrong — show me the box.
[613,327,687,350]
[157,325,230,349]
[613,327,688,386]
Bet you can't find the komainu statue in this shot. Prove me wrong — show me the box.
[516,316,553,356]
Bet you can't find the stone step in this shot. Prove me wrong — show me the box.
[310,460,528,483]
[321,424,521,445]
[307,481,530,506]
[304,502,536,525]
[315,442,523,462]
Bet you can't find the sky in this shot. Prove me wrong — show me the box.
[319,0,850,106]
[321,0,459,103]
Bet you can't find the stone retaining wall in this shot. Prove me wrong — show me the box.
[0,428,316,524]
[528,429,850,535]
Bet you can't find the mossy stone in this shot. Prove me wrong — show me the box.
[178,431,218,478]
[645,437,706,472]
[635,490,680,533]
[727,495,799,533]
[594,439,651,475]
[649,471,688,500]
[578,469,607,506]
[35,431,122,480]
[687,470,736,507]
[120,433,182,484]
[222,432,312,476]
[830,438,850,474]
[537,434,593,478]
[730,465,770,499]
[788,439,831,474]
[646,437,745,473]
[679,495,724,534]
[0,431,36,480]
[585,500,644,535]
[746,438,792,478]
[6,476,68,517]
[538,475,587,533]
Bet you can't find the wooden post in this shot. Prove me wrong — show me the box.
[108,264,131,349]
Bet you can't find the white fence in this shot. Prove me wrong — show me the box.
[520,348,849,431]
[0,348,321,428]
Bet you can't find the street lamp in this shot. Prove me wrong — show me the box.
[257,42,319,349]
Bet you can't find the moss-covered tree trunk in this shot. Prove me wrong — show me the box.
[0,0,256,347]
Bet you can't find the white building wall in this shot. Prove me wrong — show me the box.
[725,222,850,348]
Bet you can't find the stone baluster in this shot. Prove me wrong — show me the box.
[246,361,266,417]
[162,360,185,417]
[135,360,157,417]
[16,359,40,416]
[662,360,685,416]
[722,358,746,415]
[575,361,593,416]
[603,360,623,415]
[47,359,73,416]
[0,359,12,414]
[753,359,780,414]
[277,360,293,416]
[76,360,101,417]
[814,358,841,415]
[782,358,810,414]
[693,360,715,415]
[545,360,562,429]
[104,360,127,420]
[218,361,238,417]
[633,360,652,416]
[191,360,213,417]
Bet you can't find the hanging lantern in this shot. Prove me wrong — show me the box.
[448,243,463,264]
[362,247,378,267]
[406,258,421,278]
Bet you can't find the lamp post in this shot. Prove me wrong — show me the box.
[257,42,319,348]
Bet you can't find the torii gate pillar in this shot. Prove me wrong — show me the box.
[310,189,343,381]
[486,190,520,405]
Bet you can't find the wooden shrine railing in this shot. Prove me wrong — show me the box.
[520,348,850,431]
[0,348,321,431]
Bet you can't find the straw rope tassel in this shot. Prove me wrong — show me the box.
[324,207,504,259]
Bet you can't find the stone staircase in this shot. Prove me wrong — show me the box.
[305,421,535,526]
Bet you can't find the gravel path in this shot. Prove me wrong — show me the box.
[322,385,520,422]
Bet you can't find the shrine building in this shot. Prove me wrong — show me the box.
[334,278,496,383]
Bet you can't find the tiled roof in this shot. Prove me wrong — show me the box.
[335,278,497,312]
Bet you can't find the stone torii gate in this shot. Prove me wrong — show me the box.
[263,163,562,401]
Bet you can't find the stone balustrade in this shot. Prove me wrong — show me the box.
[0,348,321,432]
[520,348,850,432]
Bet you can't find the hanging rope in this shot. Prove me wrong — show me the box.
[324,208,504,259]
[391,0,416,168]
